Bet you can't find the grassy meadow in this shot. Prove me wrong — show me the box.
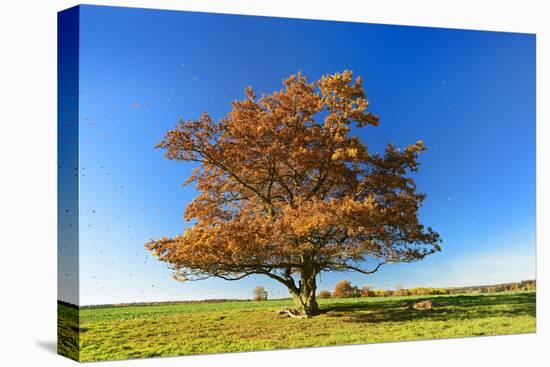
[58,291,536,362]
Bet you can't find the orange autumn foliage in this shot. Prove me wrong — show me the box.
[146,71,441,315]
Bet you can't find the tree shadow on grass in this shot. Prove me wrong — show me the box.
[320,292,535,324]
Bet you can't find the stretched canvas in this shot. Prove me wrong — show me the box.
[58,4,536,362]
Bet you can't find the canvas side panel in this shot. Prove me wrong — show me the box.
[57,6,81,362]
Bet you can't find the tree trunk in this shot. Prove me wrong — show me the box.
[290,271,319,316]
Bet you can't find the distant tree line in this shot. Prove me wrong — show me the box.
[318,279,536,299]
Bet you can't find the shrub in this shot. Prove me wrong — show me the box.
[333,280,361,298]
[393,284,409,296]
[361,285,374,297]
[372,289,392,297]
[505,283,518,292]
[408,287,448,296]
[318,290,332,299]
[520,280,536,291]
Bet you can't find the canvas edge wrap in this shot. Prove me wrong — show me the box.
[57,5,81,362]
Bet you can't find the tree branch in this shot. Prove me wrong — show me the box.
[328,261,387,275]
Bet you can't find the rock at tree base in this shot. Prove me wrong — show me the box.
[408,300,438,310]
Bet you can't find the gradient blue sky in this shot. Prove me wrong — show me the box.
[69,5,535,305]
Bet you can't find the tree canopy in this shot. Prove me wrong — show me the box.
[146,70,441,315]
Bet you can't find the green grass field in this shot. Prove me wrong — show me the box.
[58,291,536,362]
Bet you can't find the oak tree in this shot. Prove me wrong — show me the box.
[146,71,441,316]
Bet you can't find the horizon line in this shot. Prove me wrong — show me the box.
[64,278,536,308]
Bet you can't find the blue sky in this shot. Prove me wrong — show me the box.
[67,5,535,305]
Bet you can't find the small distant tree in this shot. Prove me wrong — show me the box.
[361,285,374,297]
[252,286,268,301]
[318,290,332,299]
[394,283,408,296]
[333,280,361,298]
